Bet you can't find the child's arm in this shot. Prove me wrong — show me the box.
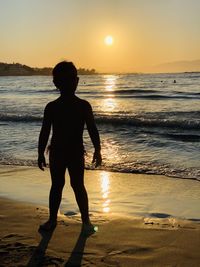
[38,103,52,170]
[85,102,102,167]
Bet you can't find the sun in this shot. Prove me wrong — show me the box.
[104,35,113,46]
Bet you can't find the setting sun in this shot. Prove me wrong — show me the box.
[104,35,114,46]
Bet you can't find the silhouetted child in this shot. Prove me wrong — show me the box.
[38,61,102,232]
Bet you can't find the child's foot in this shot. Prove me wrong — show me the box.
[39,220,57,231]
[81,222,98,236]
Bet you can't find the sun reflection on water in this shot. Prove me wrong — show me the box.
[102,97,117,111]
[104,75,117,92]
[102,138,120,164]
[100,171,111,213]
[99,75,118,112]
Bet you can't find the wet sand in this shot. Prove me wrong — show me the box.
[0,165,200,219]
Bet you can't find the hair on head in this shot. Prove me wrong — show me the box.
[52,61,77,78]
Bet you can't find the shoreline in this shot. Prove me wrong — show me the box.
[1,162,200,183]
[0,197,200,266]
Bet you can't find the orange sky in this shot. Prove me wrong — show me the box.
[1,0,200,73]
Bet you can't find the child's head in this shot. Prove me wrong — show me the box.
[52,61,79,95]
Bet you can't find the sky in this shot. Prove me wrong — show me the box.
[1,0,200,73]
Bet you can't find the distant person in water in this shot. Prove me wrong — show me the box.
[38,61,102,232]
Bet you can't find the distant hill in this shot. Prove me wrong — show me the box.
[0,62,96,76]
[151,60,200,73]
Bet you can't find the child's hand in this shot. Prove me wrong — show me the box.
[38,154,46,171]
[92,151,102,168]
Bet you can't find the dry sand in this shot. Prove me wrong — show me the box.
[0,197,200,267]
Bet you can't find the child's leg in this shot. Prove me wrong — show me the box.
[39,157,66,231]
[68,156,90,224]
[49,160,66,223]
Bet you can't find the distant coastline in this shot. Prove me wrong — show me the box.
[0,62,97,76]
[1,62,200,76]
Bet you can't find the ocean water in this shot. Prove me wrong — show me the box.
[0,73,200,180]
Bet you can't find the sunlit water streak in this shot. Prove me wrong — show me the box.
[100,171,111,213]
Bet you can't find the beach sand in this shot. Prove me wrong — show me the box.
[0,197,200,267]
[0,166,200,266]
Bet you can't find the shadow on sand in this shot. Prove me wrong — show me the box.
[27,228,55,267]
[64,230,94,267]
[27,226,95,267]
